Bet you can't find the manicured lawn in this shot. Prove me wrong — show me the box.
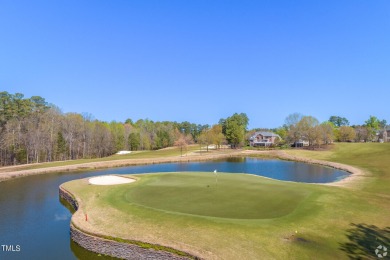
[123,172,310,219]
[63,143,390,259]
[0,145,202,172]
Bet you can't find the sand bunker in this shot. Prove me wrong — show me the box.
[116,151,131,155]
[88,175,136,185]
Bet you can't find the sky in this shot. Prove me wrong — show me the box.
[1,0,389,129]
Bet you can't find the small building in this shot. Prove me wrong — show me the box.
[379,127,390,142]
[292,140,310,147]
[249,131,281,147]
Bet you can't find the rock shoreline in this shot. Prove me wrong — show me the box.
[59,186,199,260]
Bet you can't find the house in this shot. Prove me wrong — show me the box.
[292,140,310,147]
[379,126,390,142]
[249,131,281,147]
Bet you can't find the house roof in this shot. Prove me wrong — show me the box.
[378,126,390,133]
[250,131,280,139]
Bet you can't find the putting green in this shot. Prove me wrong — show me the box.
[111,172,310,219]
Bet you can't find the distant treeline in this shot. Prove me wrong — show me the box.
[0,91,387,166]
[270,114,388,148]
[0,92,210,165]
[0,92,249,166]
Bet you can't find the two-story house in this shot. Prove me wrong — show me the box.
[249,131,281,147]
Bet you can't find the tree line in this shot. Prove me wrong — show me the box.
[273,114,388,147]
[0,92,212,166]
[0,92,250,166]
[0,91,387,166]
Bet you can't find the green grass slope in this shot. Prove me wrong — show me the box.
[0,145,201,172]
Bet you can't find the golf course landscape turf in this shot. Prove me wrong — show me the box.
[61,143,390,259]
[122,172,309,219]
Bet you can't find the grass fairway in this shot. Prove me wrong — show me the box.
[0,145,203,173]
[63,143,390,260]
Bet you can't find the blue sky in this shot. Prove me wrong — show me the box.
[1,1,389,128]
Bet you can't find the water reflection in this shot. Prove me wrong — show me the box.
[95,157,348,183]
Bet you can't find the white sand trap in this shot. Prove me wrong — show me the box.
[89,175,136,185]
[116,151,131,155]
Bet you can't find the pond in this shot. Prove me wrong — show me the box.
[0,157,349,259]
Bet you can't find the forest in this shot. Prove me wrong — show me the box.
[0,91,387,166]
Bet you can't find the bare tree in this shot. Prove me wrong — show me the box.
[285,113,303,128]
[174,131,193,156]
[354,126,368,142]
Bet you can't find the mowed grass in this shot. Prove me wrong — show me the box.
[0,145,202,172]
[124,172,309,219]
[63,143,390,259]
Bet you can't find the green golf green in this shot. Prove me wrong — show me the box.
[122,172,309,219]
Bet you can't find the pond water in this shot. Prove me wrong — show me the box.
[0,157,349,259]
